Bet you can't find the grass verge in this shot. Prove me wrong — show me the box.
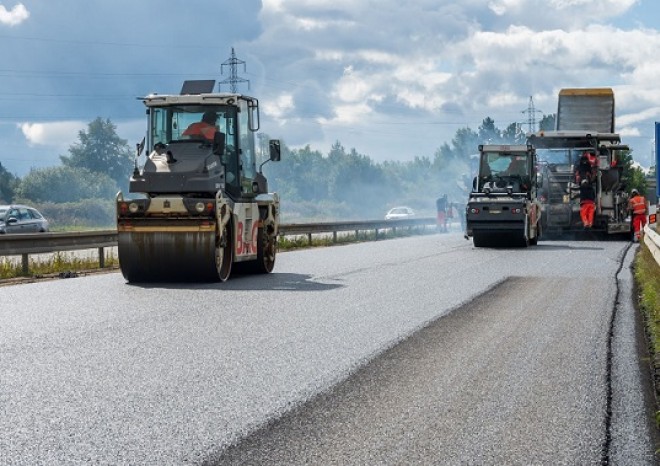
[0,251,119,280]
[634,241,660,428]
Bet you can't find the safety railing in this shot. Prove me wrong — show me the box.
[643,223,660,268]
[0,217,438,275]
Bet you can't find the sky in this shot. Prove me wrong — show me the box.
[1,0,660,177]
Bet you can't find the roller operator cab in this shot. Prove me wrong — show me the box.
[116,80,281,282]
[466,144,542,247]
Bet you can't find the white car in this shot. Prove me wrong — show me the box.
[385,206,415,220]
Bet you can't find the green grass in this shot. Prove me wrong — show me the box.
[0,251,118,280]
[634,241,660,428]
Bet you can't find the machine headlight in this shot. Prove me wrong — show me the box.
[128,202,140,213]
[195,202,205,213]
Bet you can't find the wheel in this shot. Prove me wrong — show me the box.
[215,221,233,282]
[247,226,277,274]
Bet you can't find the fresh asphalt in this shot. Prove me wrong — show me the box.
[0,233,656,464]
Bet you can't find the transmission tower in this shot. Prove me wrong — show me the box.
[521,96,542,133]
[219,47,250,93]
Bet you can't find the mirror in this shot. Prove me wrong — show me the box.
[7,217,18,225]
[269,139,281,162]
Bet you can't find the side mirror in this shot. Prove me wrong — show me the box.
[7,217,18,225]
[212,132,226,157]
[269,139,281,162]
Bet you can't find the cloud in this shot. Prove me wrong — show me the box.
[19,121,84,149]
[0,3,29,26]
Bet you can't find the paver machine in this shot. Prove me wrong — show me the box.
[527,88,630,235]
[116,80,281,282]
[466,144,541,247]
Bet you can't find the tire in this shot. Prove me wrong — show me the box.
[215,221,233,282]
[253,226,277,274]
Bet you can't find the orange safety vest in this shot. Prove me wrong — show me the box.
[629,195,647,215]
[182,122,216,140]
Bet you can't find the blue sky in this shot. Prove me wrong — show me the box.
[1,0,660,176]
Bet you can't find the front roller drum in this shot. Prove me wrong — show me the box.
[119,228,226,283]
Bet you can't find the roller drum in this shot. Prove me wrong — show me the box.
[118,229,218,282]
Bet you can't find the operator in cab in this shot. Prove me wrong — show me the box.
[183,111,218,141]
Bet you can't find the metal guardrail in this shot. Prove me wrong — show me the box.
[0,217,437,274]
[643,224,660,268]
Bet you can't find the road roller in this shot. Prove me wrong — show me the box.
[116,80,281,282]
[466,144,541,247]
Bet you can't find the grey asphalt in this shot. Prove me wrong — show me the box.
[0,233,656,464]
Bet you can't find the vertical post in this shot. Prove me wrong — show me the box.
[21,254,28,276]
[333,231,337,243]
[655,122,660,202]
[307,233,312,245]
[355,230,359,240]
[98,247,105,268]
[375,228,379,240]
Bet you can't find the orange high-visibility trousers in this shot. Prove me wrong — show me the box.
[580,200,595,228]
[632,214,647,240]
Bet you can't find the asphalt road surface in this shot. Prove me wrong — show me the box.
[0,233,656,465]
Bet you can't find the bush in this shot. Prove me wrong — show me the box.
[13,198,116,230]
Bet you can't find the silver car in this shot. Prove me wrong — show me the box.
[0,205,50,234]
[385,206,416,220]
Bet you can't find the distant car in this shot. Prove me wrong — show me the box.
[0,205,49,234]
[385,206,416,220]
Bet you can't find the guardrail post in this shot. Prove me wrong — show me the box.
[333,232,337,243]
[307,233,312,245]
[355,229,359,240]
[98,247,105,268]
[375,228,379,240]
[21,254,29,276]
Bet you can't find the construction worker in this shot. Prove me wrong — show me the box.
[628,188,648,242]
[182,111,218,141]
[575,151,597,184]
[578,179,596,229]
[436,194,448,232]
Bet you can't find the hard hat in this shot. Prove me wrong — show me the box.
[581,179,588,186]
[631,188,639,195]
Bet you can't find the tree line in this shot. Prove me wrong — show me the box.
[0,113,650,226]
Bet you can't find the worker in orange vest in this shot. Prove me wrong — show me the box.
[628,189,648,242]
[182,111,218,141]
[578,179,596,229]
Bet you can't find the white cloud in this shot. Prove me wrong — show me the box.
[19,121,85,149]
[0,3,29,26]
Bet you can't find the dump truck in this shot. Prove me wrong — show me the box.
[528,88,630,235]
[116,80,281,282]
[466,144,541,247]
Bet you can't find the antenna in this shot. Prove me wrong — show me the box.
[521,96,542,133]
[219,47,250,93]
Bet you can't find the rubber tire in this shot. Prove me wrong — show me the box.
[215,221,233,282]
[256,227,277,273]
